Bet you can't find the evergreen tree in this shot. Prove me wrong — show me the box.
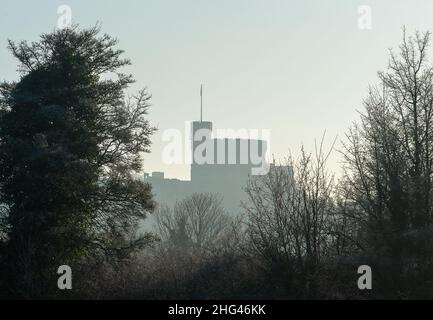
[0,25,155,297]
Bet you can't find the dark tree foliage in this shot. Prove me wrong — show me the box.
[0,25,155,298]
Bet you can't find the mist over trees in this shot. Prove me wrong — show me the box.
[1,26,433,299]
[155,193,231,253]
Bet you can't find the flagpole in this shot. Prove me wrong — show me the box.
[200,84,203,122]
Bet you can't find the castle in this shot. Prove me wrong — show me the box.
[144,119,269,214]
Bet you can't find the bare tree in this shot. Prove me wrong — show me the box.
[342,30,433,246]
[155,193,231,253]
[243,136,336,298]
[341,29,433,298]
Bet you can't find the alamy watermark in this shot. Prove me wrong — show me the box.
[57,5,72,30]
[162,122,271,175]
[57,265,72,290]
[357,265,372,290]
[358,5,372,30]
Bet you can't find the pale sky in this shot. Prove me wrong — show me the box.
[2,0,433,180]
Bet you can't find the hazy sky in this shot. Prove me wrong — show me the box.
[2,0,433,179]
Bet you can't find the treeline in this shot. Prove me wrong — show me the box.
[97,29,433,300]
[1,25,433,299]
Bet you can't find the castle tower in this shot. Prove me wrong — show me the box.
[191,85,213,179]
